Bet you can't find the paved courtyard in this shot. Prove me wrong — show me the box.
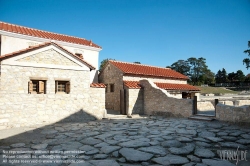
[0,116,250,166]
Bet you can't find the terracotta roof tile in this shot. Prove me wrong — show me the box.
[109,60,188,80]
[0,21,101,48]
[124,81,141,89]
[155,82,200,91]
[124,81,200,91]
[90,83,106,88]
[0,42,96,70]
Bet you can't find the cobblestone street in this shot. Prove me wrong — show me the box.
[0,117,250,166]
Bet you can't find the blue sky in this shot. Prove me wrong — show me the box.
[1,0,250,75]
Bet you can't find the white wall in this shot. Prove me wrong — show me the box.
[0,35,101,83]
[63,45,99,82]
[1,35,43,55]
[123,75,187,84]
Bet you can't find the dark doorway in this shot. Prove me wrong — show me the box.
[182,92,191,99]
[120,89,127,115]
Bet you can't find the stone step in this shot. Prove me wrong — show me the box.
[195,113,215,117]
[104,114,145,120]
[104,115,128,119]
[188,115,215,121]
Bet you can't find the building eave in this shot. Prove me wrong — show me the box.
[0,30,102,52]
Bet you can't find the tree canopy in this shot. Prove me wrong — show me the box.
[99,58,115,71]
[168,60,190,76]
[215,68,228,83]
[243,41,250,69]
[168,57,215,85]
[216,69,246,83]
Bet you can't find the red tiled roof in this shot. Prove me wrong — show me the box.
[0,21,101,48]
[124,81,200,91]
[124,81,141,89]
[0,42,96,70]
[109,60,188,80]
[155,82,200,91]
[90,83,106,88]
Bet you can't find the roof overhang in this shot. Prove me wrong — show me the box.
[123,73,188,81]
[0,30,102,52]
[0,42,95,71]
[124,80,200,92]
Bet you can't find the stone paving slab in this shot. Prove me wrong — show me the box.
[0,117,250,166]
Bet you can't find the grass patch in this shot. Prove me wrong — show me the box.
[195,86,238,94]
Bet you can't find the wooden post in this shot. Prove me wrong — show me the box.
[120,90,124,115]
[120,89,127,115]
[215,99,219,116]
[193,96,197,115]
[124,89,127,115]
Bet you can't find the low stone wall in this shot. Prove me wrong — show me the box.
[234,100,250,106]
[216,104,250,123]
[219,100,234,106]
[139,79,193,117]
[125,88,144,115]
[218,99,250,107]
[89,87,106,118]
[197,101,215,111]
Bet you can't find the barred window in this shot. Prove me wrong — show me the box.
[28,80,46,94]
[55,81,70,94]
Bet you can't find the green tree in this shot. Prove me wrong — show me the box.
[228,72,236,82]
[235,70,245,82]
[168,60,190,76]
[215,68,228,83]
[187,57,208,85]
[99,58,115,71]
[243,41,250,69]
[169,57,214,85]
[201,68,215,84]
[215,70,222,83]
[221,68,228,82]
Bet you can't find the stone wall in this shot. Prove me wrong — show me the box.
[197,101,215,112]
[0,64,106,130]
[89,87,106,118]
[216,104,250,123]
[18,49,79,66]
[236,100,250,106]
[218,100,250,107]
[1,35,100,83]
[99,63,123,111]
[139,79,193,117]
[125,88,144,115]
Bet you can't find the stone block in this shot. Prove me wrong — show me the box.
[0,119,9,123]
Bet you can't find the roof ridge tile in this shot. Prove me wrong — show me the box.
[109,60,188,80]
[109,60,171,70]
[0,21,101,48]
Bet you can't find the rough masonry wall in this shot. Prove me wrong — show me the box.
[18,49,79,66]
[125,89,144,115]
[216,104,250,123]
[139,79,193,117]
[99,63,123,111]
[0,65,106,130]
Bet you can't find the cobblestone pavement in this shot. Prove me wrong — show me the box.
[0,117,250,166]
